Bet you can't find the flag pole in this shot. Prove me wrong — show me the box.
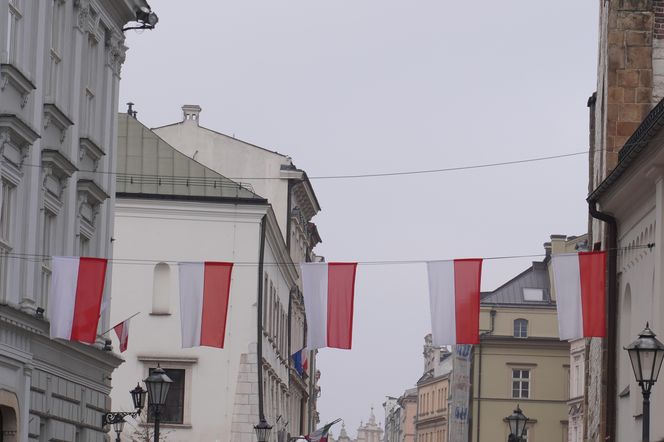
[100,311,140,335]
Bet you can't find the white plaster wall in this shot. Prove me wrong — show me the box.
[153,119,292,238]
[110,198,266,442]
[614,192,661,442]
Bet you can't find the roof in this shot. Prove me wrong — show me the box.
[151,120,289,158]
[481,261,553,306]
[116,114,265,202]
[588,95,664,203]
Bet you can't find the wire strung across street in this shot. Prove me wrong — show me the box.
[14,148,613,181]
[0,243,655,267]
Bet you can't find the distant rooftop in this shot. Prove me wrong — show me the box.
[481,261,553,306]
[116,113,265,202]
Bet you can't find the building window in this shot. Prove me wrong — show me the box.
[79,234,90,256]
[514,319,528,338]
[0,180,14,296]
[523,288,544,301]
[147,367,185,424]
[47,0,64,102]
[512,369,530,398]
[5,0,22,65]
[40,210,55,310]
[152,262,171,314]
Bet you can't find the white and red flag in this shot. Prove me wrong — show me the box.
[113,318,131,353]
[49,256,108,343]
[427,259,483,345]
[301,262,358,350]
[179,262,233,348]
[551,251,606,340]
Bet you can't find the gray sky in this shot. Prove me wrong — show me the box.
[119,1,598,435]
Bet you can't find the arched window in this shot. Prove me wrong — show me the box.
[514,318,528,338]
[152,262,171,314]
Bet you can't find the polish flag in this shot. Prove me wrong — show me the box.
[179,262,233,348]
[427,259,483,345]
[551,252,606,340]
[49,257,108,343]
[113,318,130,353]
[301,262,358,350]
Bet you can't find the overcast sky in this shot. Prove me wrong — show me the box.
[119,1,598,435]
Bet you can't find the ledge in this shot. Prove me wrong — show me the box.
[0,63,36,104]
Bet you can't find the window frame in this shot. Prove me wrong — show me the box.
[511,368,531,399]
[138,357,196,427]
[513,318,528,338]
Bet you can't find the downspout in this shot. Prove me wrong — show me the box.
[474,309,496,442]
[588,200,617,441]
[257,215,268,422]
[286,180,294,252]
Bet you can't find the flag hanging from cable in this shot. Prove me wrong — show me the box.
[179,262,233,348]
[49,257,108,343]
[427,259,483,345]
[551,251,606,340]
[301,262,358,350]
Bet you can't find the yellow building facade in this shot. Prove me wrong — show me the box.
[471,259,570,442]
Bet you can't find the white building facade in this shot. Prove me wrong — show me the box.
[0,1,152,441]
[110,112,322,441]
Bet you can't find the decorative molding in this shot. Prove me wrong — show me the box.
[0,64,36,108]
[43,103,73,144]
[79,137,105,171]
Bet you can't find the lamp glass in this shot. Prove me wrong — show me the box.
[144,367,173,407]
[254,420,273,442]
[506,406,528,439]
[625,324,664,386]
[130,384,147,410]
[112,419,125,434]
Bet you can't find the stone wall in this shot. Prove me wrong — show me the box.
[231,344,259,442]
[605,0,654,173]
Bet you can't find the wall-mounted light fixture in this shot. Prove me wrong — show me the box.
[122,7,159,32]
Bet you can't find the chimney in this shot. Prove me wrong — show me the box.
[182,104,202,125]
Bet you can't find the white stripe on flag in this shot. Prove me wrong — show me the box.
[551,254,583,340]
[179,262,205,348]
[427,261,457,346]
[301,263,329,350]
[49,257,80,340]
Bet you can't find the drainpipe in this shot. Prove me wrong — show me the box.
[588,201,617,441]
[257,215,268,422]
[286,180,294,252]
[474,309,496,442]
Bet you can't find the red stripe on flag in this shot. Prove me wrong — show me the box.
[579,251,606,337]
[71,258,107,343]
[326,263,357,349]
[200,262,233,348]
[453,259,482,344]
[114,322,128,352]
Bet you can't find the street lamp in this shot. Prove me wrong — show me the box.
[625,323,664,442]
[254,417,273,442]
[112,419,125,442]
[101,384,146,440]
[144,366,173,442]
[505,405,528,442]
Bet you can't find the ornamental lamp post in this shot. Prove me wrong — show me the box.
[254,417,273,442]
[130,383,147,411]
[144,366,173,442]
[101,384,147,440]
[625,323,664,442]
[505,405,528,442]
